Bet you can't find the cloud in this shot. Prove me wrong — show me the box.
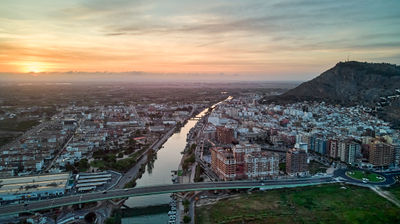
[0,0,399,76]
[97,0,399,49]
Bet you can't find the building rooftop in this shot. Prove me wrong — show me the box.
[0,173,70,196]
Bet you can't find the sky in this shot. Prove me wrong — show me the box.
[0,0,399,80]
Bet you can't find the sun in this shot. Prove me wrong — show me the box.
[23,62,46,73]
[28,67,40,73]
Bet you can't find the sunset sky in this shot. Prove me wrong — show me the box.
[0,0,399,80]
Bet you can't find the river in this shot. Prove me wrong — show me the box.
[121,98,229,223]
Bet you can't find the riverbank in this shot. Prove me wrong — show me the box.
[100,103,220,223]
[111,126,176,189]
[176,101,218,224]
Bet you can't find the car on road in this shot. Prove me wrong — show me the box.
[102,191,107,194]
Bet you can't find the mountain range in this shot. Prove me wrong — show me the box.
[261,61,400,128]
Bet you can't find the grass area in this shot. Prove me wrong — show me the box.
[105,210,122,224]
[182,143,196,172]
[182,153,195,171]
[346,170,385,183]
[90,159,106,169]
[194,165,204,182]
[388,184,400,197]
[0,136,14,147]
[124,179,137,188]
[0,119,39,147]
[123,163,146,188]
[0,119,39,132]
[388,184,400,201]
[66,158,90,172]
[196,184,400,224]
[90,148,146,172]
[308,160,328,175]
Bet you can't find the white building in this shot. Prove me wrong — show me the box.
[0,173,70,201]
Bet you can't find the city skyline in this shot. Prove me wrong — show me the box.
[1,0,400,80]
[1,1,400,223]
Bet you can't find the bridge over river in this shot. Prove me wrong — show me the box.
[0,177,335,217]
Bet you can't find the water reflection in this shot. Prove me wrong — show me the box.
[122,97,231,222]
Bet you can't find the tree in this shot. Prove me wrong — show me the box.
[17,164,25,173]
[65,163,75,172]
[183,199,190,213]
[189,143,197,154]
[76,159,90,172]
[128,138,137,146]
[84,212,97,223]
[105,218,116,224]
[279,163,286,172]
[183,215,191,223]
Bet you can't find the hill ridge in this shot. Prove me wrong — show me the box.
[261,61,400,128]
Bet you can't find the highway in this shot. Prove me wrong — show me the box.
[0,177,334,217]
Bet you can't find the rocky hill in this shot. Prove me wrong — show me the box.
[261,61,400,128]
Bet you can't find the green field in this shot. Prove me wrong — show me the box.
[0,119,39,132]
[0,119,40,147]
[196,184,400,224]
[388,184,400,200]
[0,136,14,147]
[346,170,385,183]
[90,148,146,172]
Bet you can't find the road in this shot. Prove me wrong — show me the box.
[45,118,85,172]
[151,125,177,152]
[196,156,219,181]
[334,169,396,186]
[0,177,335,217]
[369,186,400,207]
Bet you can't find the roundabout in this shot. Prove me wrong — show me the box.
[345,170,385,183]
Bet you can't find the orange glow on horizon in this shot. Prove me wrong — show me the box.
[21,62,43,73]
[0,1,398,79]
